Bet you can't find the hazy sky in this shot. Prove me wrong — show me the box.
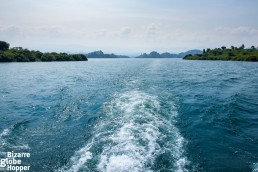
[0,0,258,55]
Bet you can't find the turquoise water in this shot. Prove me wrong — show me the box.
[0,59,258,171]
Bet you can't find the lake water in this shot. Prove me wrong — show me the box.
[0,59,258,171]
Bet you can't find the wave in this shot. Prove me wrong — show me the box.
[0,129,11,150]
[0,129,10,137]
[0,126,30,155]
[57,90,188,172]
[253,163,258,172]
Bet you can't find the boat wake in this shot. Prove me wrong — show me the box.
[253,163,258,172]
[58,90,188,172]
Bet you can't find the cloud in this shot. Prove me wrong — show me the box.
[95,29,107,38]
[216,26,258,36]
[0,26,22,39]
[120,27,132,36]
[146,23,159,37]
[95,27,132,39]
[0,25,64,40]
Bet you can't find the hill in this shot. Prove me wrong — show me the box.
[136,50,202,58]
[87,51,129,58]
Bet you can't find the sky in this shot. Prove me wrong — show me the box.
[0,0,258,55]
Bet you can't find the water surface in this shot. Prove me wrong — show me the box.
[0,59,258,171]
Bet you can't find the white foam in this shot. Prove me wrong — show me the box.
[0,129,10,137]
[253,163,258,172]
[57,141,93,172]
[0,128,30,151]
[12,144,30,150]
[58,90,189,171]
[0,129,10,149]
[99,154,144,172]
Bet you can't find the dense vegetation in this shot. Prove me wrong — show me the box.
[0,41,87,62]
[183,45,258,61]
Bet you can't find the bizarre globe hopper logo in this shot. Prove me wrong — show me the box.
[0,152,31,172]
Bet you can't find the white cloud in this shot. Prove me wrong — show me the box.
[95,29,107,38]
[0,25,64,39]
[94,27,132,39]
[120,27,132,37]
[0,26,22,38]
[216,26,258,36]
[146,23,159,37]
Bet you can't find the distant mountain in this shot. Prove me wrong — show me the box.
[86,49,202,58]
[136,50,202,58]
[160,52,178,58]
[86,50,129,58]
[137,51,161,58]
[178,50,203,58]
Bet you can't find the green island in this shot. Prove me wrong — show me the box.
[0,41,87,62]
[183,44,258,61]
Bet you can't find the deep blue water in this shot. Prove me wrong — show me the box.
[0,59,258,172]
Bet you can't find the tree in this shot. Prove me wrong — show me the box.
[0,41,10,51]
[0,41,88,62]
[239,44,245,50]
[41,53,56,61]
[221,46,226,51]
[251,46,256,50]
[228,52,235,57]
[12,47,23,50]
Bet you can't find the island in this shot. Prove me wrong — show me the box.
[87,50,129,58]
[136,50,202,58]
[183,45,258,61]
[0,41,87,62]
